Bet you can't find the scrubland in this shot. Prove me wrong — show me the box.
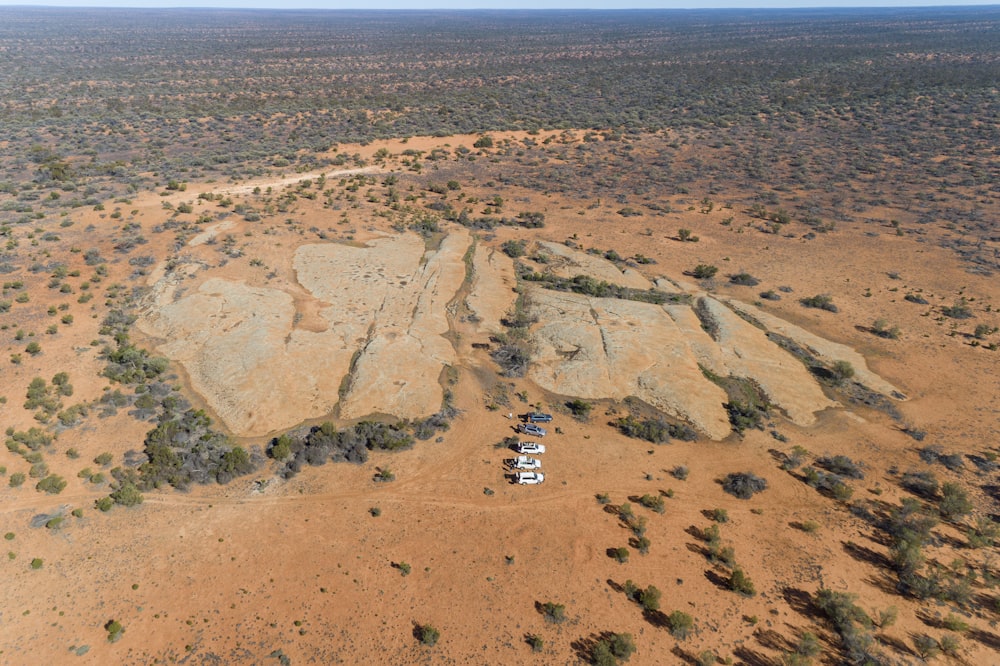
[1,7,998,665]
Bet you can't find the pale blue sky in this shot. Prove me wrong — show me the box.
[0,1,994,8]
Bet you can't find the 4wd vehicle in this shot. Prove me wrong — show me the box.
[511,455,541,470]
[518,423,547,437]
[515,471,545,485]
[514,441,546,455]
[526,412,553,423]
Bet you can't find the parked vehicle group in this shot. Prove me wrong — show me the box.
[506,412,553,485]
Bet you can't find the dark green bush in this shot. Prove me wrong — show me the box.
[722,472,768,499]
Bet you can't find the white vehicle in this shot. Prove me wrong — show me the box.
[511,455,541,470]
[514,441,546,455]
[515,471,545,485]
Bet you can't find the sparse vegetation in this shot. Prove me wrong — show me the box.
[0,9,998,664]
[614,415,696,444]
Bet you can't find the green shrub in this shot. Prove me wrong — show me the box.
[709,508,729,523]
[830,361,855,383]
[501,239,526,258]
[95,496,114,512]
[722,472,768,499]
[871,319,901,339]
[30,557,43,569]
[800,294,838,312]
[9,472,25,487]
[690,264,718,279]
[639,494,665,514]
[730,568,756,596]
[638,585,661,612]
[696,651,717,666]
[566,398,593,419]
[36,474,66,494]
[668,611,694,639]
[941,614,969,633]
[941,299,973,319]
[729,272,759,286]
[541,601,566,624]
[416,623,440,646]
[105,619,124,643]
[966,516,999,548]
[901,470,939,499]
[725,400,765,433]
[939,634,961,657]
[912,634,940,659]
[939,482,972,521]
[110,481,143,507]
[799,520,820,534]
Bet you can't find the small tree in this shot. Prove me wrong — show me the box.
[722,472,768,499]
[105,619,124,642]
[912,634,940,659]
[729,273,759,286]
[111,481,143,507]
[730,568,757,596]
[416,623,440,646]
[872,319,901,339]
[831,361,855,383]
[638,585,661,612]
[939,482,972,521]
[800,294,838,313]
[501,239,527,258]
[566,399,593,419]
[690,264,718,279]
[668,611,694,639]
[541,601,566,624]
[609,633,636,661]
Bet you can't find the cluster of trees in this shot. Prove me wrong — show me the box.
[613,415,697,444]
[518,269,679,305]
[267,420,415,479]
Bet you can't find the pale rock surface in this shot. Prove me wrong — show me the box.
[529,289,731,439]
[696,296,840,426]
[537,241,653,289]
[724,298,906,399]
